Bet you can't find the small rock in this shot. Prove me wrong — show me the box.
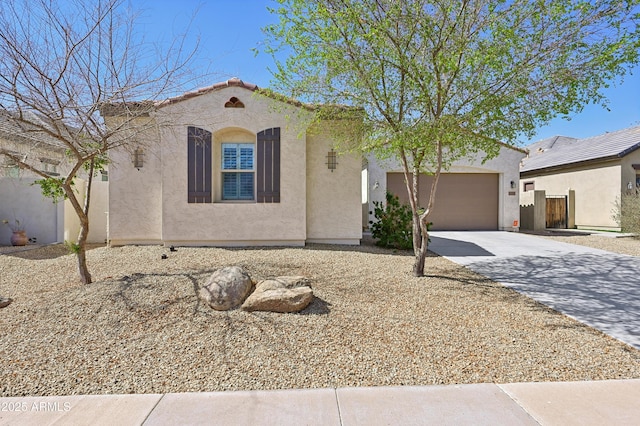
[199,266,253,311]
[0,297,13,309]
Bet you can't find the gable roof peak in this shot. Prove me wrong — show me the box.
[155,78,259,108]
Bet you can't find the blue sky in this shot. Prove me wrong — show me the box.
[137,0,639,146]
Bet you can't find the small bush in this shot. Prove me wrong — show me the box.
[613,191,640,235]
[369,192,414,250]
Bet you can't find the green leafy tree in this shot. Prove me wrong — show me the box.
[263,0,640,276]
[0,0,197,283]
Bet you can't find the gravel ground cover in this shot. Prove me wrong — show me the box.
[1,237,639,397]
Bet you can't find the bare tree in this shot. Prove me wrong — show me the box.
[0,0,198,283]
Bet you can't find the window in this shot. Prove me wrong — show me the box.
[3,156,19,178]
[188,126,212,203]
[222,143,254,200]
[39,158,60,176]
[523,181,535,192]
[186,126,281,204]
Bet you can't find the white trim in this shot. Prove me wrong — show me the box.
[306,238,361,245]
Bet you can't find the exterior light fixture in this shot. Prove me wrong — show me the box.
[510,180,516,189]
[133,148,144,169]
[326,149,338,172]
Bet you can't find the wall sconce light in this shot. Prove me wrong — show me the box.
[326,149,338,172]
[510,180,516,189]
[133,148,144,169]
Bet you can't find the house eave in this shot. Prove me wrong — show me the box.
[520,155,620,177]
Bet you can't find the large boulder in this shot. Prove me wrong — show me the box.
[241,277,313,313]
[253,276,311,291]
[199,266,253,311]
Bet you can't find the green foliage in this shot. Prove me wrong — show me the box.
[369,192,415,250]
[613,191,640,235]
[32,177,71,203]
[264,0,640,153]
[264,0,640,274]
[83,154,109,176]
[65,240,81,254]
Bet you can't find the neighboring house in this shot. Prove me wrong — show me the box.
[0,113,108,245]
[520,126,640,231]
[366,143,527,231]
[0,114,66,245]
[0,113,68,178]
[101,78,362,247]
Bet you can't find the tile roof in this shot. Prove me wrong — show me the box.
[520,126,640,173]
[155,77,259,108]
[102,77,357,116]
[0,113,66,151]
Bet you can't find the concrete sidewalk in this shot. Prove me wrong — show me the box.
[1,379,639,425]
[429,231,640,350]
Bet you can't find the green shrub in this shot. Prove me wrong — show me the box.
[613,191,640,236]
[369,192,415,250]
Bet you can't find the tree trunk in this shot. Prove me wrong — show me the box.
[63,161,94,284]
[76,161,94,284]
[408,141,443,277]
[76,239,92,284]
[412,236,428,276]
[75,205,92,284]
[412,212,431,276]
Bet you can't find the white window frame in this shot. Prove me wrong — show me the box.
[221,143,255,200]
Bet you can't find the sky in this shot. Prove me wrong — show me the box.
[136,0,639,146]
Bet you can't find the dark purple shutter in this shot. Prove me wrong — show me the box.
[257,127,280,203]
[187,126,212,203]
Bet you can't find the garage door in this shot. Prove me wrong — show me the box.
[387,173,498,230]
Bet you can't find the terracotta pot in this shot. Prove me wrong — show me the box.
[10,230,28,246]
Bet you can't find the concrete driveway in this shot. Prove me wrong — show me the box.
[429,231,640,350]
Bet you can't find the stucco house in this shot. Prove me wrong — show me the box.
[520,126,640,231]
[0,113,109,245]
[0,113,68,179]
[366,142,527,231]
[102,78,362,247]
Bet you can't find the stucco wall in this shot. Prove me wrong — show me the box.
[64,179,109,244]
[156,88,307,245]
[620,149,640,192]
[306,126,362,244]
[0,177,63,245]
[107,123,163,244]
[367,144,525,231]
[0,177,106,246]
[107,86,364,246]
[520,161,621,229]
[519,189,546,230]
